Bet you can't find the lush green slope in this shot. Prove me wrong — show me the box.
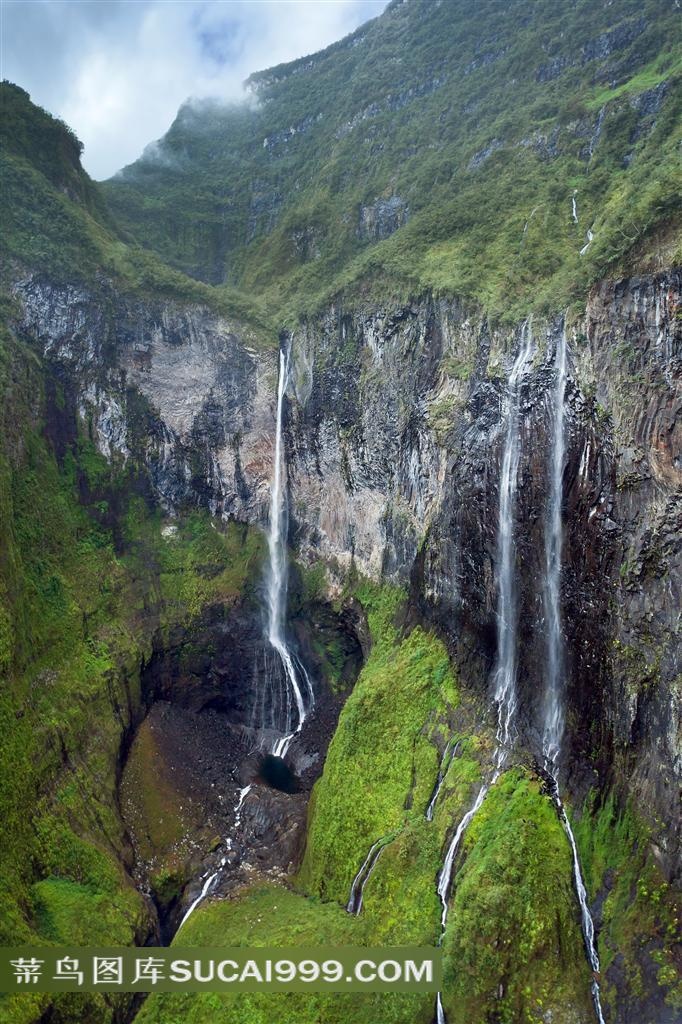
[0,82,274,337]
[103,0,682,321]
[0,301,266,1024]
[137,584,595,1024]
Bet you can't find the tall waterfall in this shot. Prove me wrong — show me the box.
[434,323,534,1024]
[177,343,314,931]
[542,323,568,767]
[493,321,534,763]
[541,324,606,1024]
[266,345,314,758]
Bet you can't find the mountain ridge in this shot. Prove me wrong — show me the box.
[102,0,682,322]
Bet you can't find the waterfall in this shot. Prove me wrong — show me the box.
[580,227,595,256]
[346,838,390,915]
[426,740,460,822]
[176,343,314,928]
[434,323,534,1023]
[493,320,534,764]
[542,324,568,767]
[554,782,607,1024]
[266,344,314,758]
[541,323,606,1024]
[176,856,226,932]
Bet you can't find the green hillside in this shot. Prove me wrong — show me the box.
[103,0,682,322]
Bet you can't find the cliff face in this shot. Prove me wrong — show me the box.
[13,267,680,856]
[14,275,278,522]
[4,1,681,1015]
[586,272,681,871]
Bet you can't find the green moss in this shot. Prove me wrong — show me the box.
[298,583,459,901]
[586,52,682,111]
[136,882,432,1024]
[100,1,682,324]
[442,769,593,1024]
[31,875,139,946]
[0,320,267,986]
[574,791,681,1014]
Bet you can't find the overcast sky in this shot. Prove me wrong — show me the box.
[1,0,388,180]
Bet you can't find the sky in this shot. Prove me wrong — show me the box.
[1,0,388,180]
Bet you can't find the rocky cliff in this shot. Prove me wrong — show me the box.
[12,260,680,877]
[2,0,681,1020]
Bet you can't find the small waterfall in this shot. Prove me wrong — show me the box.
[572,190,579,224]
[541,323,606,1024]
[550,779,607,1024]
[176,856,226,932]
[436,781,491,931]
[580,227,595,256]
[266,344,314,758]
[346,837,391,915]
[426,740,460,822]
[434,324,534,1023]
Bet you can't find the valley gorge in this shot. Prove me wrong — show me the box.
[1,2,681,1023]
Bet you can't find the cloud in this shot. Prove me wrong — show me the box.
[1,0,388,180]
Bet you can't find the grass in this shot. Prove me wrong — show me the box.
[442,769,593,1024]
[0,83,276,343]
[135,883,431,1024]
[297,582,460,902]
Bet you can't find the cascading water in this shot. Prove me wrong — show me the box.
[434,323,534,1024]
[177,858,226,932]
[178,343,314,930]
[493,320,534,764]
[266,344,314,758]
[541,323,606,1024]
[542,323,568,768]
[426,740,460,822]
[346,838,391,915]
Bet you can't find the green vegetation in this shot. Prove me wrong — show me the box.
[102,0,682,323]
[139,586,597,1023]
[1,2,680,1021]
[0,318,267,1023]
[0,82,275,340]
[120,715,206,910]
[574,790,681,1016]
[135,883,431,1024]
[442,769,593,1023]
[298,582,461,901]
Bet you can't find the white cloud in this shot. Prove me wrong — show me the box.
[2,0,387,179]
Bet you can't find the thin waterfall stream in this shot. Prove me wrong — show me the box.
[434,323,535,1024]
[541,324,606,1024]
[346,838,391,915]
[426,740,460,822]
[178,342,314,932]
[266,344,314,758]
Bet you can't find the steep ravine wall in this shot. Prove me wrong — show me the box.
[10,265,681,1017]
[12,269,681,841]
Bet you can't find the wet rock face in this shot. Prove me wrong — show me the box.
[11,267,681,877]
[286,297,474,580]
[123,590,357,936]
[142,600,273,724]
[586,270,682,878]
[413,321,616,761]
[13,275,277,523]
[357,195,409,241]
